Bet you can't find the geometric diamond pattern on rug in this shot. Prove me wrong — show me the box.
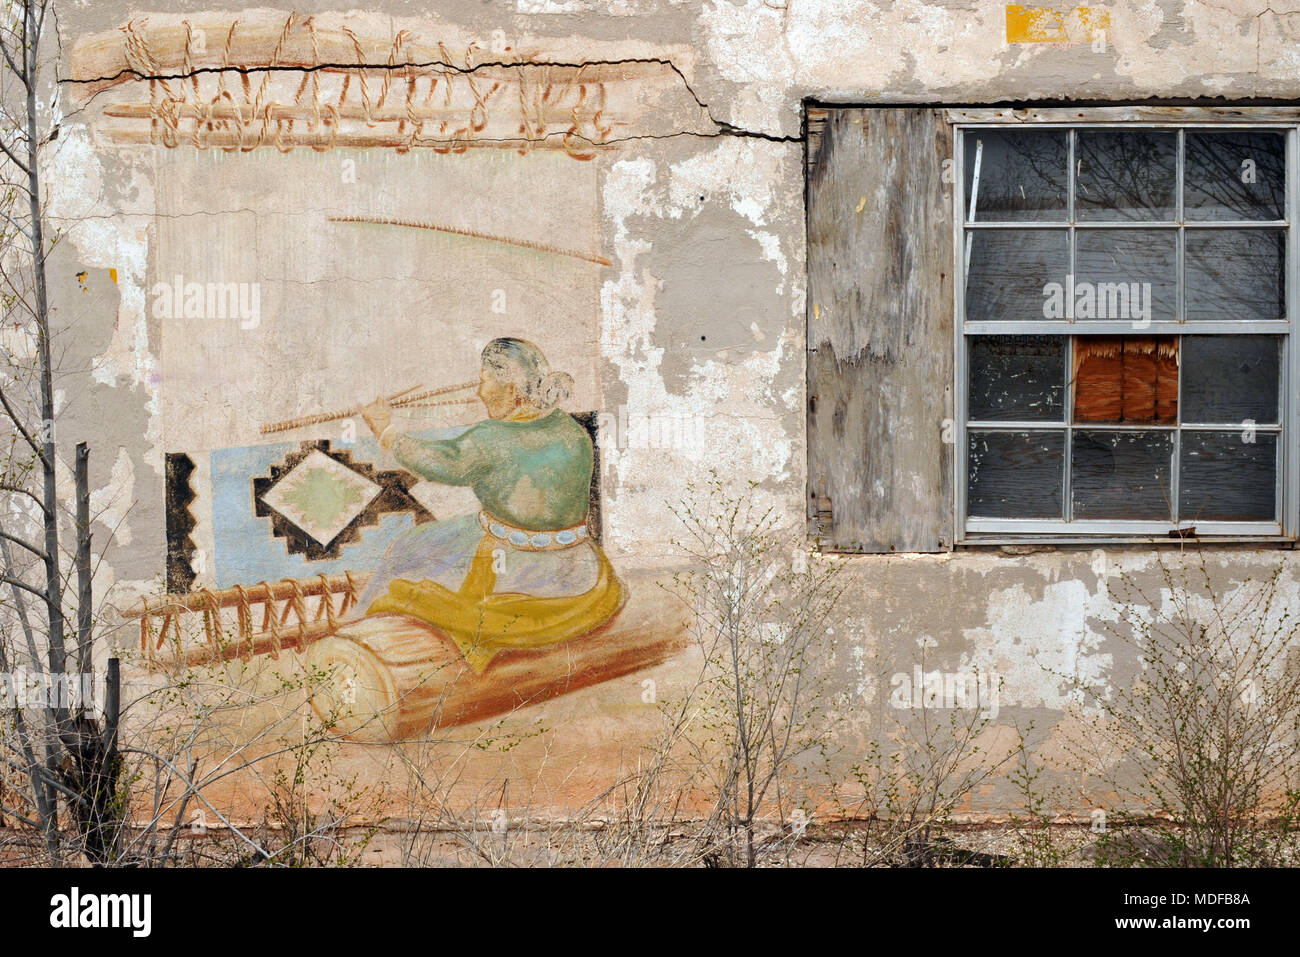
[252,440,434,561]
[260,449,382,547]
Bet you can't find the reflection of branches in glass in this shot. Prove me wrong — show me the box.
[964,230,1067,320]
[1071,430,1174,520]
[965,128,1287,322]
[1185,230,1285,320]
[1185,132,1285,221]
[1074,229,1177,316]
[964,131,1067,220]
[1075,131,1177,222]
[1183,132,1286,321]
[969,128,1285,224]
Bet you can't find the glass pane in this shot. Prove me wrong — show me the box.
[1073,336,1178,424]
[968,335,1065,421]
[964,130,1068,223]
[1071,430,1174,520]
[1179,431,1277,522]
[1075,130,1178,221]
[967,430,1065,518]
[1073,229,1177,321]
[1185,229,1285,320]
[1181,335,1280,424]
[1185,131,1285,222]
[965,229,1069,321]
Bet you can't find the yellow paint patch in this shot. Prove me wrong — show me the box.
[855,196,867,213]
[814,303,820,321]
[1006,4,1065,41]
[1073,6,1111,40]
[109,267,118,284]
[1006,4,1110,45]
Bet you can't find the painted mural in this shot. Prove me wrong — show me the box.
[137,265,689,745]
[86,12,699,750]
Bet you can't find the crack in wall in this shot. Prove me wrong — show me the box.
[63,56,806,145]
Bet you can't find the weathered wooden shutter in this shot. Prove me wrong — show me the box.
[806,107,954,552]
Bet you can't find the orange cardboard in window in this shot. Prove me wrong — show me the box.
[1073,336,1178,424]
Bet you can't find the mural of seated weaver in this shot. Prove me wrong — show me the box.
[125,336,692,743]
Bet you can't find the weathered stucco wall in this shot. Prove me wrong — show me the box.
[41,0,1300,818]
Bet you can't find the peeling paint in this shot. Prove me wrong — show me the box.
[44,128,161,473]
[599,142,803,555]
[89,448,137,548]
[960,578,1116,710]
[1005,4,1110,44]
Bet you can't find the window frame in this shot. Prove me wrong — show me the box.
[950,108,1299,544]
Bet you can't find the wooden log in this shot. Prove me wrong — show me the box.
[305,585,691,742]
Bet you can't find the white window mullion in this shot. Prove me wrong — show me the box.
[1173,128,1185,523]
[1285,126,1300,537]
[953,125,969,539]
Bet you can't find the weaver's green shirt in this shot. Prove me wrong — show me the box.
[391,409,593,530]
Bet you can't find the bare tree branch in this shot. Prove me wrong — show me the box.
[0,527,44,559]
[0,384,47,467]
[0,133,30,175]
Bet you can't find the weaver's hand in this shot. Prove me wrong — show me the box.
[360,395,394,438]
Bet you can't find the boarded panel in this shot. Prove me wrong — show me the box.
[806,108,954,552]
[1072,336,1178,424]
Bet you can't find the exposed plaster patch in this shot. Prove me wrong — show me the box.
[599,144,802,555]
[838,612,881,719]
[747,228,789,294]
[699,0,798,131]
[666,138,786,227]
[701,0,1007,132]
[45,128,160,473]
[0,324,36,368]
[959,577,1116,710]
[1148,560,1300,681]
[89,447,136,548]
[699,0,1300,129]
[1110,0,1298,94]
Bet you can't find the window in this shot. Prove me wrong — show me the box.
[955,117,1296,540]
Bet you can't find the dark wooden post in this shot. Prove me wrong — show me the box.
[104,657,120,757]
[75,442,92,676]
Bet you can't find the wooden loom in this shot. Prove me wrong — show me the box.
[122,569,689,743]
[126,573,369,668]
